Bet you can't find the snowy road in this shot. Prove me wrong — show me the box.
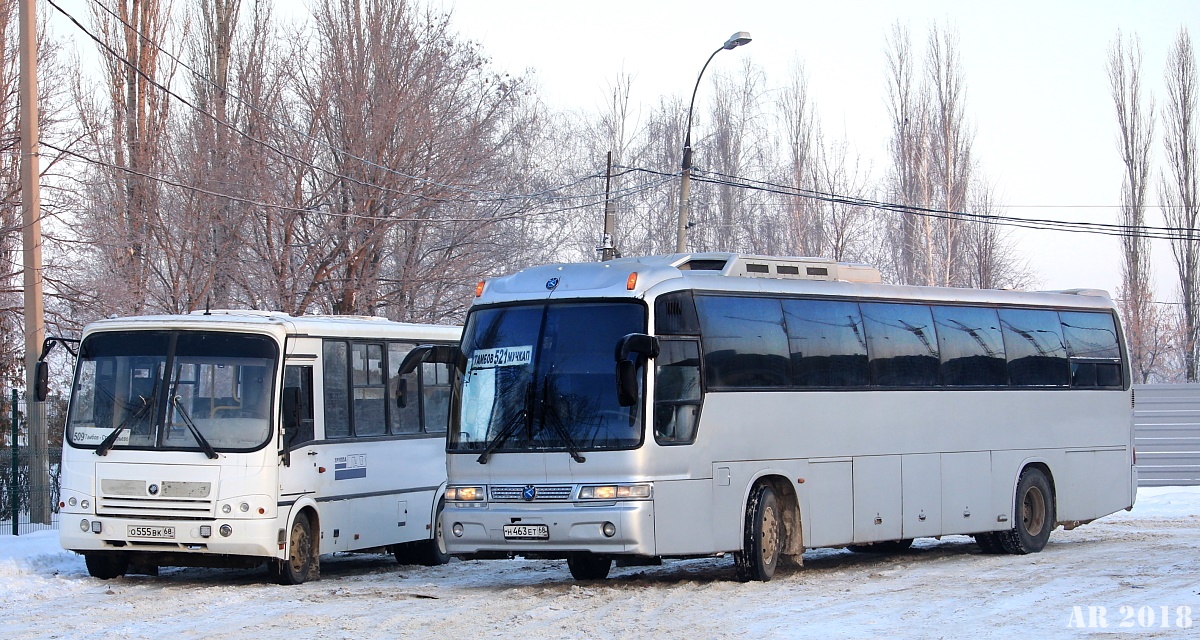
[3,487,1199,639]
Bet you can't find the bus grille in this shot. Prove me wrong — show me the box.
[97,496,215,519]
[489,485,574,501]
[97,479,215,519]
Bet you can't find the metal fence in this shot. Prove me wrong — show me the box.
[1133,384,1200,487]
[1,390,61,535]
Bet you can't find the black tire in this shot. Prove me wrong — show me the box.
[567,552,612,580]
[84,552,128,580]
[998,467,1055,555]
[412,498,451,566]
[277,514,317,585]
[974,532,1005,554]
[847,539,914,554]
[734,484,783,582]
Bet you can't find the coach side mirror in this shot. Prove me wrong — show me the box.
[398,344,460,375]
[34,360,50,402]
[614,333,658,407]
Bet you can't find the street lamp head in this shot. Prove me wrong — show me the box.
[723,31,752,50]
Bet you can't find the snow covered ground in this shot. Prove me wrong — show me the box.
[3,487,1199,639]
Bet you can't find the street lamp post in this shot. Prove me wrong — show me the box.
[676,31,751,254]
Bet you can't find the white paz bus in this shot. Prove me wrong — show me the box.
[56,311,459,583]
[411,253,1136,581]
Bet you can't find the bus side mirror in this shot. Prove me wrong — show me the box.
[34,361,49,402]
[397,378,408,408]
[281,387,300,433]
[615,333,658,407]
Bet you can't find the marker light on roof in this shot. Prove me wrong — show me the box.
[475,280,486,297]
[626,272,638,290]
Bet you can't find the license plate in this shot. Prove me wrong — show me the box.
[503,524,549,540]
[128,525,175,539]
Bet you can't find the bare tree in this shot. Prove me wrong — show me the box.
[775,61,820,256]
[1162,28,1199,381]
[1108,31,1158,382]
[884,23,933,285]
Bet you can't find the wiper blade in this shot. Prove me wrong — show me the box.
[477,383,533,464]
[539,378,585,463]
[172,395,219,460]
[95,395,154,457]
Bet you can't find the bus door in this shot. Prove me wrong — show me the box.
[280,341,319,502]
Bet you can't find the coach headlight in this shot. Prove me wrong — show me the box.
[445,486,485,502]
[578,484,651,500]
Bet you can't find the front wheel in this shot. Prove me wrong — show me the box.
[277,514,318,585]
[412,498,451,566]
[734,483,783,582]
[567,552,612,580]
[998,467,1055,555]
[84,552,128,580]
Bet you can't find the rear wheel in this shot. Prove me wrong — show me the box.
[974,532,1005,554]
[84,552,128,580]
[567,552,612,580]
[277,514,317,585]
[734,484,782,582]
[998,467,1054,555]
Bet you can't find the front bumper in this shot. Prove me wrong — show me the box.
[443,500,656,556]
[60,514,281,558]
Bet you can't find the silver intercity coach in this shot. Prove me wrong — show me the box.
[413,253,1135,581]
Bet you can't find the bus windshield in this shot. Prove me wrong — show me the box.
[66,330,279,453]
[449,301,646,454]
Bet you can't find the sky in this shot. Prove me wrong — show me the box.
[439,0,1197,300]
[44,0,1200,302]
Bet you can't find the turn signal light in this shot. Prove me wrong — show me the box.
[626,272,638,290]
[475,280,486,297]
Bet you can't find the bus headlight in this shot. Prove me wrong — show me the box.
[219,524,233,537]
[80,519,90,532]
[446,486,485,502]
[222,504,232,514]
[578,484,651,500]
[80,499,90,510]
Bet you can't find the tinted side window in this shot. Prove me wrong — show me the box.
[696,296,791,388]
[999,309,1069,386]
[1060,311,1123,388]
[782,299,869,386]
[322,340,350,438]
[422,362,452,434]
[861,303,940,386]
[932,306,1007,386]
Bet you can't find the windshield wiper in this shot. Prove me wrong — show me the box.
[539,377,585,463]
[171,395,219,460]
[95,394,155,457]
[477,383,533,464]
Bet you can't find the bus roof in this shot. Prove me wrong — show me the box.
[79,310,462,342]
[477,253,1117,312]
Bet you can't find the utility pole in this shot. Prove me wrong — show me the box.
[598,152,618,261]
[20,0,49,524]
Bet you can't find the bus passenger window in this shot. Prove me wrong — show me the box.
[323,341,350,438]
[655,340,702,444]
[387,343,421,434]
[998,309,1069,387]
[422,362,452,434]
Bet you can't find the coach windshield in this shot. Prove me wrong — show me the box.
[449,301,646,456]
